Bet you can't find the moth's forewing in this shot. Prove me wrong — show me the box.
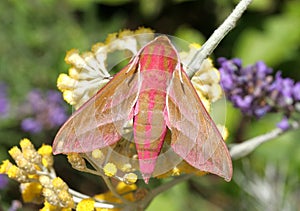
[166,68,232,181]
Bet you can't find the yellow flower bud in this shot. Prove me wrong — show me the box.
[39,175,52,189]
[43,188,60,207]
[0,160,13,174]
[58,190,74,208]
[8,146,22,160]
[20,138,34,150]
[7,165,28,183]
[67,153,86,170]
[38,145,52,156]
[38,145,54,168]
[42,156,53,168]
[52,177,68,191]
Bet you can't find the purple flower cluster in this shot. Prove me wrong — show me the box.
[0,83,9,118]
[20,90,68,133]
[218,58,300,130]
[0,174,8,189]
[269,72,300,112]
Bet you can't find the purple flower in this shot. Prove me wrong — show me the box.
[232,95,253,110]
[0,83,9,118]
[21,118,43,133]
[277,116,290,131]
[218,57,300,129]
[20,89,68,133]
[254,105,271,118]
[218,58,273,118]
[0,174,8,189]
[293,82,300,101]
[269,72,294,108]
[8,200,22,211]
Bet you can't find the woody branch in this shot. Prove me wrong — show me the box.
[230,120,300,159]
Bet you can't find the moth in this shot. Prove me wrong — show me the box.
[53,35,232,183]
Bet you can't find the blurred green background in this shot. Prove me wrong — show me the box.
[1,0,300,210]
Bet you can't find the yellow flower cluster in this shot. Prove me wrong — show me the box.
[57,27,154,109]
[0,138,74,210]
[180,43,223,112]
[76,182,137,211]
[102,162,137,184]
[67,150,139,186]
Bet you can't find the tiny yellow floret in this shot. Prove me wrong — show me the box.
[65,49,85,67]
[123,173,137,184]
[105,33,118,44]
[57,73,76,91]
[41,201,72,211]
[217,125,229,141]
[92,149,104,160]
[76,198,95,211]
[38,145,53,156]
[121,163,132,172]
[0,160,12,173]
[21,182,43,203]
[7,165,20,179]
[8,146,22,160]
[135,27,154,35]
[38,145,53,168]
[68,67,80,79]
[62,90,75,105]
[20,138,34,149]
[172,167,181,176]
[103,163,117,177]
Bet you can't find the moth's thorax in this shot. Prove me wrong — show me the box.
[138,37,179,91]
[139,36,178,74]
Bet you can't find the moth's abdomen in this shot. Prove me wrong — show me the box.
[133,90,167,182]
